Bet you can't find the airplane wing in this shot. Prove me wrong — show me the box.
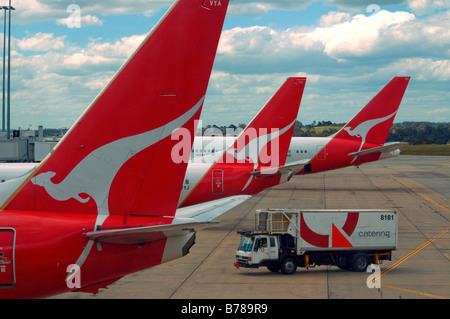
[86,195,250,244]
[175,195,251,222]
[86,219,214,245]
[0,163,37,182]
[348,142,408,157]
[250,159,310,178]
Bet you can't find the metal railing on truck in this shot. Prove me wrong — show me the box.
[256,210,300,234]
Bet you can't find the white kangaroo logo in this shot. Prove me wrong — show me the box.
[32,96,204,272]
[227,120,295,190]
[33,171,90,204]
[344,111,396,163]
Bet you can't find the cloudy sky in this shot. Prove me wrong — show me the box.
[3,0,450,130]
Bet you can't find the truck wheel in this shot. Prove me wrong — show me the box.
[280,258,297,275]
[351,253,370,272]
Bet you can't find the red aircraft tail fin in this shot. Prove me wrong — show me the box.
[302,76,410,174]
[221,77,306,169]
[3,0,229,219]
[334,76,410,147]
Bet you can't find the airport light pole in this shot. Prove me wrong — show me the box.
[0,3,13,137]
[1,6,7,133]
[6,1,14,140]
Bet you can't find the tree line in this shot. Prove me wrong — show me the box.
[42,122,450,145]
[387,122,450,145]
[200,121,450,145]
[296,121,450,145]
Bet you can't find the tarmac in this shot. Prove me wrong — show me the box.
[54,155,450,300]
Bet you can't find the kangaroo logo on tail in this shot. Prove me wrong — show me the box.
[32,97,204,270]
[344,111,396,163]
[33,171,90,204]
[227,120,295,190]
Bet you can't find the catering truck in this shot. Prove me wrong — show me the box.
[234,209,397,274]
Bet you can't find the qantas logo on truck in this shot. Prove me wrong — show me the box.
[300,212,359,248]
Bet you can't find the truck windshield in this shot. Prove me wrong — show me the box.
[238,236,254,252]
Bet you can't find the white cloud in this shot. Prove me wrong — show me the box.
[308,10,415,59]
[56,15,104,27]
[10,32,148,128]
[85,34,147,59]
[11,0,174,24]
[426,107,450,115]
[218,26,278,55]
[380,58,450,81]
[408,0,435,15]
[17,32,65,51]
[203,72,295,125]
[408,0,450,15]
[319,11,351,27]
[6,1,450,128]
[216,9,450,75]
[227,1,311,17]
[209,6,450,125]
[63,53,112,68]
[12,0,65,24]
[11,0,314,23]
[325,0,405,10]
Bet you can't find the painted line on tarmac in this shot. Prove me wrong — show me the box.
[388,173,450,214]
[380,284,449,299]
[364,173,450,299]
[369,227,449,299]
[380,227,448,278]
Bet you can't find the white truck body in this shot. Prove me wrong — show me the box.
[235,209,398,273]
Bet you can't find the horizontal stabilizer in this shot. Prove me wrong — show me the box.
[250,159,310,177]
[0,163,37,181]
[349,142,408,157]
[86,218,217,245]
[176,195,251,222]
[87,195,250,244]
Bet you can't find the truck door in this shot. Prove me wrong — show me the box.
[268,237,278,259]
[0,228,15,287]
[252,236,277,264]
[212,169,223,194]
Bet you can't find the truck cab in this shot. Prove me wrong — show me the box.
[235,232,302,274]
[236,234,279,268]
